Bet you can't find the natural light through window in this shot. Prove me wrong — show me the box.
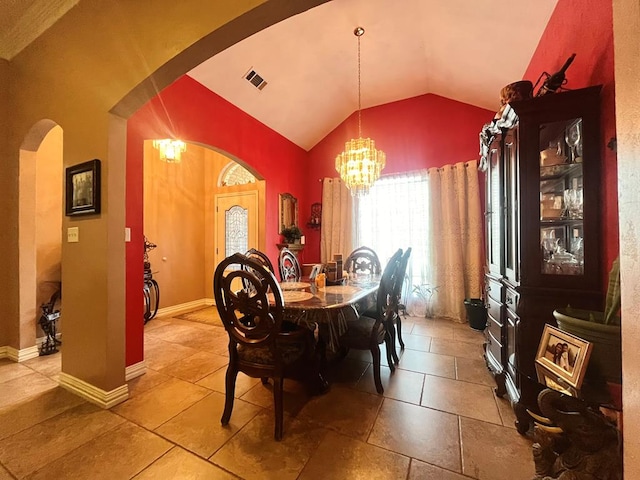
[355,170,430,292]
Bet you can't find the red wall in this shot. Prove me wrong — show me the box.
[126,76,308,366]
[524,0,618,283]
[301,93,494,262]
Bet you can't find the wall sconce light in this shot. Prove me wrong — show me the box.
[152,139,186,163]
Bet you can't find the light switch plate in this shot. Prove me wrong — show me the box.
[67,227,79,243]
[125,227,131,242]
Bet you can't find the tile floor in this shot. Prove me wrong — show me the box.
[0,314,535,479]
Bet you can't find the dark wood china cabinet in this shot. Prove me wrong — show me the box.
[480,86,603,434]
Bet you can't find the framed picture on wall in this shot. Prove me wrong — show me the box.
[65,159,101,216]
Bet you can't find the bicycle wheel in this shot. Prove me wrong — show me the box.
[143,283,152,324]
[148,279,160,321]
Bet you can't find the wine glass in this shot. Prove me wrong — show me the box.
[565,120,582,163]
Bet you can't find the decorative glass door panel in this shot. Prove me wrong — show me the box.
[487,140,503,275]
[539,118,584,276]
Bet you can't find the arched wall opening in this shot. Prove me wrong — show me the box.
[16,121,63,359]
[142,140,266,318]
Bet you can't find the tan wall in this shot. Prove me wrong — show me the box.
[0,58,9,346]
[614,0,640,474]
[2,0,270,389]
[144,143,265,307]
[35,127,63,334]
[144,141,206,307]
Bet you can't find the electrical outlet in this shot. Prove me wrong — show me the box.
[67,227,79,243]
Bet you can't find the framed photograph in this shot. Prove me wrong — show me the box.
[65,159,101,216]
[535,324,592,391]
[535,362,578,397]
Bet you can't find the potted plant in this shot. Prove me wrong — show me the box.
[281,225,303,244]
[412,284,439,318]
[552,257,621,384]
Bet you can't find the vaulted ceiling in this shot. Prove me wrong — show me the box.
[2,0,559,150]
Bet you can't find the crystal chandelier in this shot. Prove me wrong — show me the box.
[152,139,186,163]
[335,27,386,197]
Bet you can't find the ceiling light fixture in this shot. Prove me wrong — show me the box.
[335,26,386,197]
[152,139,186,163]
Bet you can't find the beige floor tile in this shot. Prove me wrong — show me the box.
[494,394,517,429]
[412,322,455,340]
[408,459,470,480]
[452,325,486,345]
[397,349,456,378]
[210,410,328,480]
[356,365,424,405]
[298,385,382,441]
[127,368,172,398]
[0,387,85,440]
[143,318,171,331]
[24,421,172,480]
[159,350,228,383]
[421,375,502,425]
[112,377,211,429]
[134,446,236,479]
[430,337,484,361]
[197,368,260,396]
[327,356,373,383]
[23,352,62,377]
[399,333,432,352]
[460,416,534,480]
[0,360,33,383]
[368,398,461,472]
[0,403,125,478]
[240,379,310,414]
[300,430,410,480]
[0,465,11,480]
[155,391,262,458]
[0,372,58,411]
[143,340,202,371]
[455,357,495,387]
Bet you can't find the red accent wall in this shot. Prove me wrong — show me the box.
[524,0,618,284]
[301,93,494,262]
[126,76,308,366]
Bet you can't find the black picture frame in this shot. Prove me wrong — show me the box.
[65,159,101,216]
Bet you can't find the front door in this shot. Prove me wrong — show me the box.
[215,191,258,267]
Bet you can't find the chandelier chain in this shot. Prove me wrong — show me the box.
[357,32,362,138]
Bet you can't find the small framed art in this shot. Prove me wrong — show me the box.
[535,324,592,392]
[65,159,101,216]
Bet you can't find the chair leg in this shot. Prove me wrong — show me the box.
[273,377,284,441]
[388,323,399,365]
[261,377,269,384]
[221,366,238,425]
[371,345,384,394]
[396,315,405,350]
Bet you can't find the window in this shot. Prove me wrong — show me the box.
[355,171,431,300]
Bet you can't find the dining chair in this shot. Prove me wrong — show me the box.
[245,248,275,273]
[278,247,301,282]
[345,246,382,276]
[390,247,412,353]
[214,252,316,440]
[339,248,403,394]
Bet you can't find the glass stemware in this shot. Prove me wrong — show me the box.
[565,120,582,163]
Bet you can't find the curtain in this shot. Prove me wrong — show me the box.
[427,160,484,322]
[320,178,353,263]
[354,171,430,316]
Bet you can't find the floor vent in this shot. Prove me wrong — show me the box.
[244,69,268,90]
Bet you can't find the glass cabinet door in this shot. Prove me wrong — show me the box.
[539,118,584,276]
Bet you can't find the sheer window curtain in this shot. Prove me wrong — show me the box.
[427,160,484,322]
[320,178,353,263]
[355,171,430,315]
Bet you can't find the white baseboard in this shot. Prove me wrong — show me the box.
[125,361,146,381]
[59,372,129,409]
[156,298,215,318]
[0,345,40,362]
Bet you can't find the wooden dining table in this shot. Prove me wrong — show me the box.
[272,276,380,354]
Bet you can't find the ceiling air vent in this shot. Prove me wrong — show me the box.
[244,68,268,90]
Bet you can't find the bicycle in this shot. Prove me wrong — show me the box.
[143,237,160,324]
